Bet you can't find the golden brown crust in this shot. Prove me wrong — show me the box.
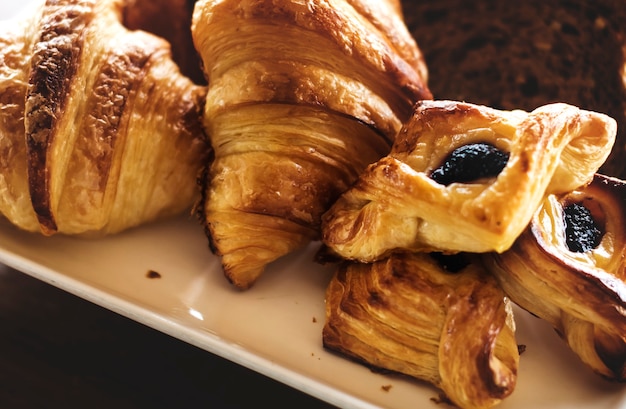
[484,174,626,381]
[192,0,431,289]
[194,0,431,137]
[199,104,390,289]
[0,11,40,232]
[323,252,519,409]
[25,0,95,233]
[321,100,617,262]
[0,0,209,236]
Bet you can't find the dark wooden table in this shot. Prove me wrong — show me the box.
[0,264,336,409]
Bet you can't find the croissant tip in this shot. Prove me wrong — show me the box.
[223,268,263,291]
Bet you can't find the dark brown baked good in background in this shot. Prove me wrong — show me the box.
[402,0,626,179]
[123,0,205,84]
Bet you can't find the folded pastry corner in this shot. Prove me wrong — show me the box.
[0,0,209,236]
[321,100,617,262]
[484,174,625,381]
[323,252,519,409]
[191,0,432,289]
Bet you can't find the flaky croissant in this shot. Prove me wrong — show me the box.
[0,0,208,236]
[191,0,432,289]
[323,252,519,409]
[484,174,625,381]
[321,100,617,262]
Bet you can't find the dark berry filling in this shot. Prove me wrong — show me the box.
[430,143,509,186]
[563,202,603,253]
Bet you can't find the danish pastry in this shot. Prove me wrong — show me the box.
[484,174,625,381]
[192,0,432,289]
[323,252,519,409]
[321,100,617,262]
[0,0,208,236]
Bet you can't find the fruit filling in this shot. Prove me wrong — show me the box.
[430,143,509,185]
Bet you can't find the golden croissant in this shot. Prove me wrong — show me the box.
[0,0,208,236]
[321,100,617,262]
[323,252,519,409]
[484,174,625,381]
[191,0,432,289]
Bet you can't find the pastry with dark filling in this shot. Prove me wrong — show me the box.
[0,0,208,236]
[323,252,519,409]
[484,174,625,381]
[321,100,617,262]
[191,0,432,289]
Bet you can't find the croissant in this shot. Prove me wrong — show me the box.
[321,100,617,262]
[191,0,432,289]
[323,252,519,409]
[484,174,626,381]
[0,0,208,236]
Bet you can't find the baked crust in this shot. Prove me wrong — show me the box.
[321,100,616,262]
[484,174,626,381]
[192,0,432,289]
[323,252,519,409]
[0,0,208,236]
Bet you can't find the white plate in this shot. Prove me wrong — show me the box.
[1,2,625,409]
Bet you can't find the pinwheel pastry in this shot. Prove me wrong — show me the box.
[484,174,625,381]
[321,100,617,262]
[191,0,432,289]
[0,0,208,236]
[323,252,519,409]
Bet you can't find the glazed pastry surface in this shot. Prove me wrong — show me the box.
[485,174,626,381]
[0,0,208,236]
[321,100,617,262]
[323,252,519,409]
[192,0,432,289]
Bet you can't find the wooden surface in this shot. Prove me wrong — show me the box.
[0,264,336,409]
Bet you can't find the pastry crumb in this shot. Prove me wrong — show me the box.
[381,384,392,392]
[431,392,454,406]
[146,270,162,279]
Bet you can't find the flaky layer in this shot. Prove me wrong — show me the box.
[198,103,390,288]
